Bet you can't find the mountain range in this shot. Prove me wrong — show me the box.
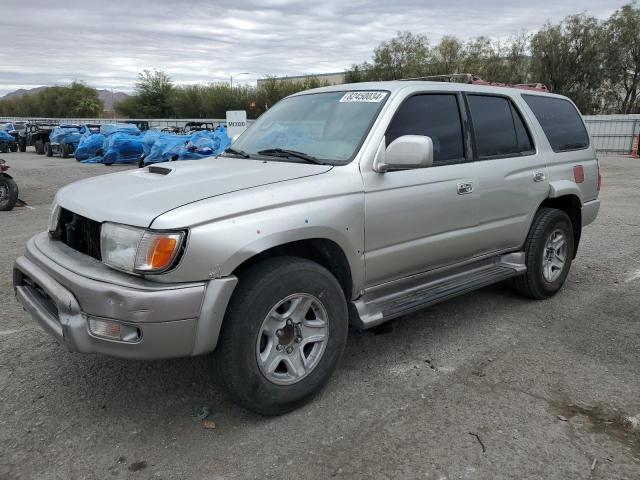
[1,87,130,111]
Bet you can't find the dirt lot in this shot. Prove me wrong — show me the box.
[0,151,639,480]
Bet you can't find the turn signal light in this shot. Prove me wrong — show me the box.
[88,318,141,342]
[147,236,178,270]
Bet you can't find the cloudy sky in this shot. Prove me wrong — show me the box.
[0,0,624,96]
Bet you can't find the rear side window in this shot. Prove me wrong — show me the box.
[467,95,534,158]
[386,94,465,164]
[522,95,589,152]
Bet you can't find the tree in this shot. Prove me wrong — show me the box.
[530,14,605,113]
[0,82,103,117]
[370,31,431,80]
[604,3,640,113]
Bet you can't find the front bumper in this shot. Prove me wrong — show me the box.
[13,233,237,360]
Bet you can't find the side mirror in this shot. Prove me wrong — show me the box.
[374,135,434,172]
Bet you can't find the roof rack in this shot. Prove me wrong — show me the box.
[401,73,548,92]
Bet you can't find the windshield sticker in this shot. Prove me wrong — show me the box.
[339,91,388,103]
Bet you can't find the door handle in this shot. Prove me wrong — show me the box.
[533,171,546,182]
[457,182,474,195]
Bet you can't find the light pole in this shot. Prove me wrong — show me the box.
[230,72,250,89]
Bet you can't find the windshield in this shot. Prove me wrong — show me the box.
[232,90,388,164]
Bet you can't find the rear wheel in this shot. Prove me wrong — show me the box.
[511,208,575,299]
[61,144,69,158]
[9,144,18,152]
[45,142,53,157]
[0,175,18,211]
[210,256,349,415]
[35,140,44,155]
[0,143,7,153]
[18,139,26,152]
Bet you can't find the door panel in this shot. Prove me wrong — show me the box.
[465,94,548,254]
[363,163,478,286]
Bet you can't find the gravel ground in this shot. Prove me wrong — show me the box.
[1,151,639,480]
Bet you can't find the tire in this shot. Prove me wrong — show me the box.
[511,208,575,299]
[45,142,53,157]
[61,144,69,158]
[0,143,7,153]
[210,256,349,415]
[35,140,44,155]
[18,139,26,152]
[0,175,19,211]
[10,144,18,152]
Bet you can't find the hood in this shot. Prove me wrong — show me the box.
[56,157,332,227]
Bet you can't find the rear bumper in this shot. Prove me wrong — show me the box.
[13,233,237,360]
[582,199,600,227]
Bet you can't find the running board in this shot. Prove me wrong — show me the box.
[352,253,526,328]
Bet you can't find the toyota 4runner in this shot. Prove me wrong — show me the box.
[13,81,601,414]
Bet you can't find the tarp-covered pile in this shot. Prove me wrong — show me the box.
[143,126,231,164]
[76,123,231,165]
[49,126,82,146]
[80,123,143,164]
[0,130,14,143]
[74,132,105,161]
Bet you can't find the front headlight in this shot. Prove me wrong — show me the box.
[100,222,185,274]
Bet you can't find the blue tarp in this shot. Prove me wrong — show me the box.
[0,130,15,143]
[178,127,232,161]
[79,123,231,166]
[141,129,162,156]
[50,126,82,146]
[100,123,141,137]
[99,133,144,164]
[74,133,105,161]
[144,134,192,164]
[2,123,15,131]
[80,123,143,164]
[142,126,231,165]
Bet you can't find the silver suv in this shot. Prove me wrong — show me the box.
[14,81,601,414]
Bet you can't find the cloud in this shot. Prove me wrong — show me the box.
[0,0,622,96]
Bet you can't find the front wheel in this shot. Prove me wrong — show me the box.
[0,175,19,211]
[35,140,44,155]
[210,256,348,415]
[45,142,53,157]
[511,208,575,299]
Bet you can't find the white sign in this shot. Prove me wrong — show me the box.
[339,91,388,103]
[226,110,248,140]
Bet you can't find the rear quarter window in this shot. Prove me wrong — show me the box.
[522,95,589,152]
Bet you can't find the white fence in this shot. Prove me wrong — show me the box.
[0,117,256,130]
[583,115,640,155]
[2,114,638,155]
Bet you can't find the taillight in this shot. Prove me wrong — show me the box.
[598,172,602,191]
[573,165,585,183]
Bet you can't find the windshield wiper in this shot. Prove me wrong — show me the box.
[223,147,250,158]
[257,148,324,165]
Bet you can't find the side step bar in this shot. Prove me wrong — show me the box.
[352,253,526,328]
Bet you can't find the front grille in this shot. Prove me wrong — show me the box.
[53,208,102,260]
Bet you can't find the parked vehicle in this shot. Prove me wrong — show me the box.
[20,121,58,154]
[45,124,84,158]
[184,121,216,133]
[0,158,18,210]
[13,81,601,415]
[0,128,18,153]
[0,121,26,152]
